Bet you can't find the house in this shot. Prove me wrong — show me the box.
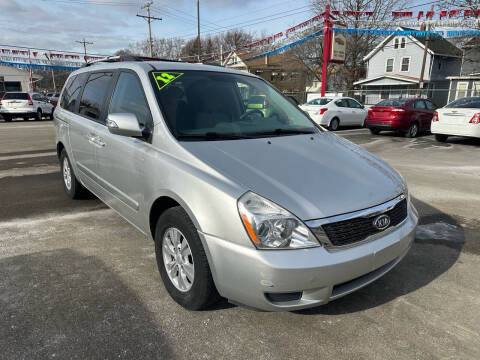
[0,65,41,93]
[353,27,463,106]
[223,51,309,96]
[446,38,480,103]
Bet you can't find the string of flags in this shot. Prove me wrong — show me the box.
[332,27,480,38]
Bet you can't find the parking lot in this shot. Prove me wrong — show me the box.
[1,120,479,359]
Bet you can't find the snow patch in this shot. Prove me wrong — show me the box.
[416,222,464,243]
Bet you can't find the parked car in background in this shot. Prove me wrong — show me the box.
[245,94,273,118]
[299,97,367,130]
[55,58,417,311]
[48,93,60,107]
[365,98,436,137]
[0,92,54,122]
[431,97,480,142]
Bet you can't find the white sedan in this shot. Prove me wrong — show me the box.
[299,97,368,130]
[431,97,480,142]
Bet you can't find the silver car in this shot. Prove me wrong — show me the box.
[54,58,418,311]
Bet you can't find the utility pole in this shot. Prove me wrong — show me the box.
[76,38,93,63]
[321,4,332,97]
[197,0,201,62]
[418,4,435,97]
[137,1,162,57]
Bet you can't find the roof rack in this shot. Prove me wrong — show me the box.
[84,55,181,67]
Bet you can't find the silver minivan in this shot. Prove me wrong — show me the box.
[54,57,418,311]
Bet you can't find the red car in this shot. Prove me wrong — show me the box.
[365,98,437,137]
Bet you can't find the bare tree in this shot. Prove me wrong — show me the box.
[129,37,185,59]
[311,0,408,90]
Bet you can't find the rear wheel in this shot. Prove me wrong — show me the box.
[435,134,448,142]
[369,128,380,135]
[36,109,43,121]
[405,122,419,138]
[60,149,88,199]
[2,115,11,122]
[155,206,219,310]
[329,117,340,131]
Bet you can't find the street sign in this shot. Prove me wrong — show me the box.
[330,30,346,63]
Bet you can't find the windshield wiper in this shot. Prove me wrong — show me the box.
[177,132,253,141]
[250,128,316,137]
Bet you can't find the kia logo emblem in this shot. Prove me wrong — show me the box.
[373,214,391,230]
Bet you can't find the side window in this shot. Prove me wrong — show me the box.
[79,72,113,121]
[335,99,347,107]
[425,100,435,110]
[347,99,362,108]
[32,94,41,101]
[414,100,426,109]
[109,72,153,130]
[60,74,85,112]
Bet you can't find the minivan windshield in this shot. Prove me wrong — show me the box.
[3,93,28,100]
[445,97,480,109]
[150,70,319,140]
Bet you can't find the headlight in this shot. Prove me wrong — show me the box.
[237,191,320,249]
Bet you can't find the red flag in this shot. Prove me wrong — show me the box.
[426,10,434,18]
[417,11,424,20]
[439,10,447,19]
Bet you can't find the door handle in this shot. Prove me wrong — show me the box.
[95,137,105,147]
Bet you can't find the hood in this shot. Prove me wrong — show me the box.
[181,133,405,220]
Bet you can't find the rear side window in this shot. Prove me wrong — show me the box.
[60,74,85,112]
[79,72,113,121]
[424,100,435,110]
[413,100,426,109]
[3,93,28,100]
[347,99,362,108]
[335,99,348,107]
[109,72,152,131]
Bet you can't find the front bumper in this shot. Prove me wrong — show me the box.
[200,202,418,311]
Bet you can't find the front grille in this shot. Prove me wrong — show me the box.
[321,199,407,247]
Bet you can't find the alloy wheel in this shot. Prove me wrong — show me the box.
[162,227,195,292]
[63,157,72,191]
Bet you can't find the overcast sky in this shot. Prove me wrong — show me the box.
[0,0,314,55]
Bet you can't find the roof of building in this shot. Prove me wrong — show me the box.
[364,27,463,61]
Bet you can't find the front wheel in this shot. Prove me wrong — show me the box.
[435,134,448,142]
[329,118,340,131]
[369,128,380,135]
[36,109,43,121]
[155,206,219,310]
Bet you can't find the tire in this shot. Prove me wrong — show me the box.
[329,117,340,131]
[405,122,419,138]
[435,134,448,142]
[369,128,380,135]
[155,206,219,310]
[36,109,42,121]
[2,115,11,122]
[60,149,87,199]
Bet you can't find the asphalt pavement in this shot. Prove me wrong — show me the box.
[1,120,479,359]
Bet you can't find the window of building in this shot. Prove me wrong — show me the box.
[79,72,113,121]
[400,57,410,72]
[109,72,153,131]
[472,82,480,96]
[455,82,468,99]
[394,38,399,49]
[401,37,406,48]
[385,58,394,73]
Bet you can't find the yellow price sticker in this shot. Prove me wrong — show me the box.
[152,72,184,91]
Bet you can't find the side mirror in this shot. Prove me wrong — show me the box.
[107,113,143,137]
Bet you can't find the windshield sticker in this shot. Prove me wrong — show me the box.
[152,72,184,91]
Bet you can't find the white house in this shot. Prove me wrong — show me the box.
[0,65,42,93]
[354,27,463,106]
